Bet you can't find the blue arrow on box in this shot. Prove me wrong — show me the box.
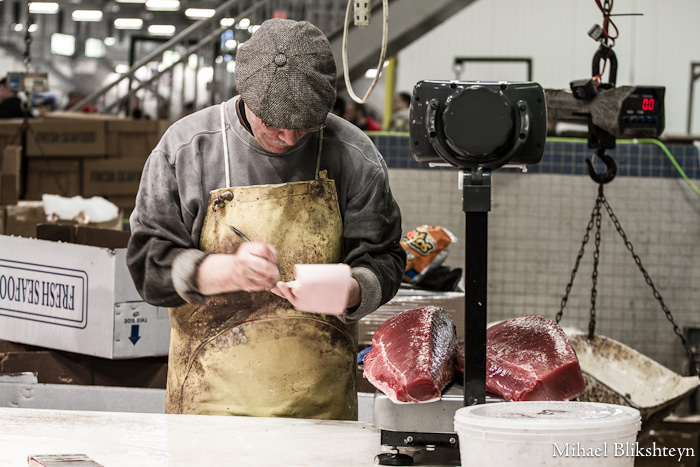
[129,324,141,345]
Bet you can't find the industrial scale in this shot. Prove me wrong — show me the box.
[371,37,679,466]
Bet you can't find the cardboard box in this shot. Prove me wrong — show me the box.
[358,287,465,348]
[0,174,19,205]
[0,235,170,359]
[82,158,145,197]
[24,158,82,200]
[26,119,105,157]
[2,144,22,174]
[0,119,22,153]
[105,119,159,159]
[0,344,168,388]
[4,201,123,239]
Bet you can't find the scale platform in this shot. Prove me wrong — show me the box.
[372,381,504,464]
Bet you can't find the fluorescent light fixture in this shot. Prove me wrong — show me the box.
[148,24,176,36]
[236,18,250,29]
[28,24,39,33]
[72,10,103,22]
[215,55,223,64]
[116,0,146,3]
[224,39,237,50]
[220,18,235,27]
[185,8,215,19]
[200,66,214,81]
[188,54,198,69]
[114,18,143,29]
[104,36,117,46]
[85,38,105,58]
[226,61,236,73]
[115,64,130,74]
[145,0,180,11]
[162,50,181,68]
[248,25,261,34]
[51,33,75,56]
[364,61,390,78]
[29,2,59,14]
[11,23,23,32]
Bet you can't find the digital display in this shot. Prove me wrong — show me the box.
[642,98,655,111]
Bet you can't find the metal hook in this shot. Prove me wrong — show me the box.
[585,150,617,184]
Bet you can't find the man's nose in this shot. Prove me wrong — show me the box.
[277,129,301,146]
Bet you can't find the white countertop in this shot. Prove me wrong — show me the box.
[0,407,460,466]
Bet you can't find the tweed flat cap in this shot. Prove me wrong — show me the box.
[235,18,337,130]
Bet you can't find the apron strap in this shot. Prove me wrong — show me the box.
[314,126,324,180]
[220,102,232,188]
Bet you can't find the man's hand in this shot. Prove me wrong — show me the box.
[197,242,280,295]
[271,277,361,312]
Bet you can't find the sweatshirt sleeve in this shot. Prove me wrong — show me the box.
[126,147,208,307]
[342,156,406,322]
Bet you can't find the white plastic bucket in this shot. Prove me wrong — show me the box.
[454,401,641,466]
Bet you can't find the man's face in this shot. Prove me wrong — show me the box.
[0,84,13,100]
[245,103,310,154]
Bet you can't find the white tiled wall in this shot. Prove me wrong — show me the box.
[389,168,700,376]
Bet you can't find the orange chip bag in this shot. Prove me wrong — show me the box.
[400,225,455,283]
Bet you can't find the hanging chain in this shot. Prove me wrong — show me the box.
[588,185,604,339]
[556,191,600,324]
[24,4,32,73]
[600,190,700,376]
[558,181,700,376]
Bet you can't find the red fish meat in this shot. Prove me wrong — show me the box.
[484,314,586,401]
[363,306,457,403]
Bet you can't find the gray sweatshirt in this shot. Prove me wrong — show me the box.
[127,96,405,321]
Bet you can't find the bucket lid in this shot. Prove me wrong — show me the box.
[455,401,641,432]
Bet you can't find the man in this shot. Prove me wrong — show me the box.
[344,101,382,131]
[388,91,411,132]
[127,18,405,420]
[0,78,25,119]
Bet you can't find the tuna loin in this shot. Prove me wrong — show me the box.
[363,306,457,403]
[485,314,586,401]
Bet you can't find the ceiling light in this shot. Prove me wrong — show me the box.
[226,61,236,74]
[29,2,59,14]
[51,33,75,56]
[11,23,23,32]
[248,25,261,34]
[115,64,130,74]
[116,0,146,3]
[85,38,105,58]
[114,18,143,29]
[28,24,39,33]
[145,0,180,12]
[185,8,215,19]
[236,18,250,29]
[148,24,176,36]
[104,37,117,46]
[72,10,103,22]
[220,18,235,28]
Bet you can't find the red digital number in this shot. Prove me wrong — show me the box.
[642,98,655,111]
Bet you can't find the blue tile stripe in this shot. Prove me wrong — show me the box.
[369,133,700,179]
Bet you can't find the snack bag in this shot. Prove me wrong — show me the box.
[400,225,455,284]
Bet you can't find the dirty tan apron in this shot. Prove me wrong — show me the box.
[166,102,357,420]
